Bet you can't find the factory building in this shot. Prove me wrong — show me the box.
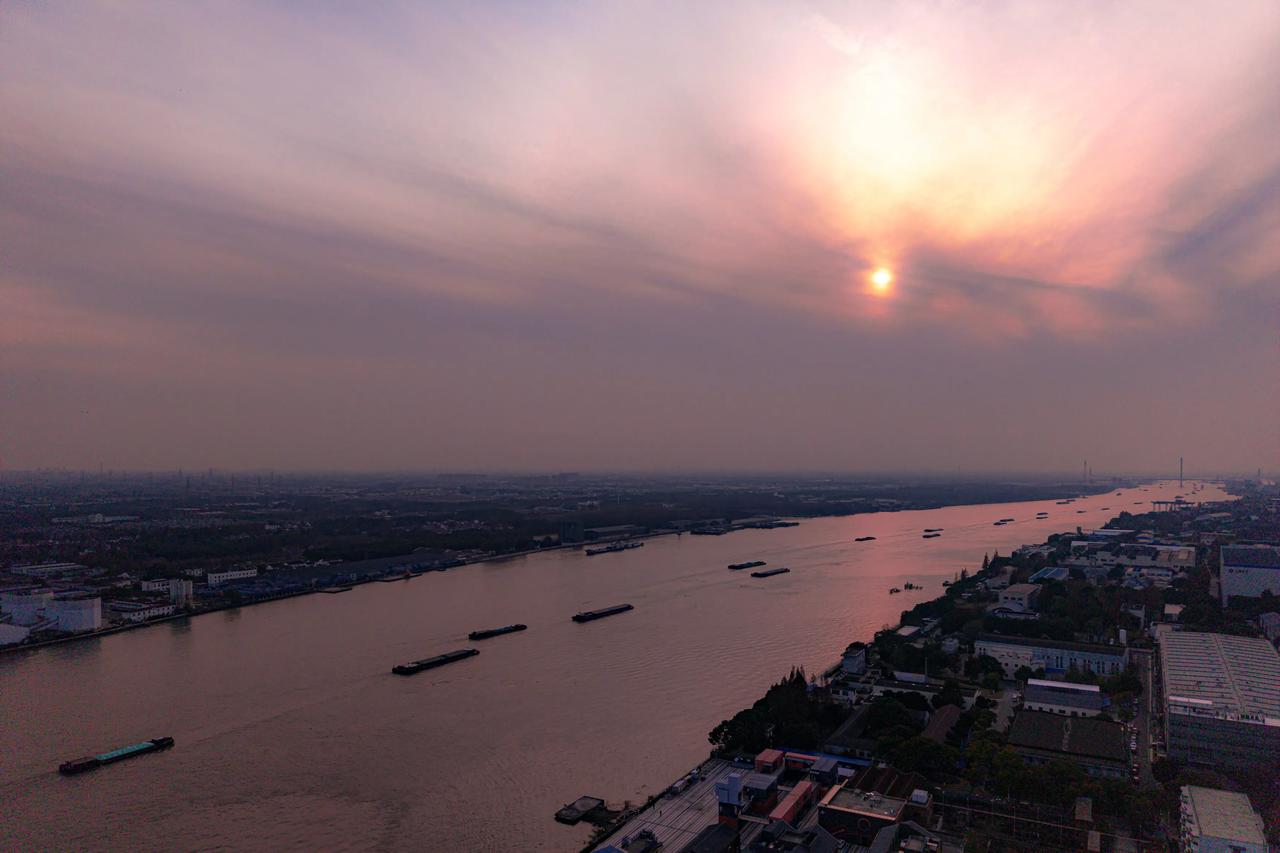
[1157,627,1280,771]
[998,583,1040,613]
[206,568,259,587]
[8,562,88,579]
[975,634,1128,677]
[45,595,102,633]
[1179,786,1267,853]
[170,578,195,608]
[1219,544,1280,604]
[1021,679,1106,717]
[0,589,55,625]
[1007,710,1128,778]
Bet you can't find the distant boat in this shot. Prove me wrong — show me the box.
[854,536,876,542]
[751,567,790,578]
[392,648,478,676]
[728,560,766,570]
[923,528,944,533]
[572,604,634,623]
[584,541,643,556]
[468,624,527,641]
[922,533,941,539]
[59,737,174,775]
[888,587,901,594]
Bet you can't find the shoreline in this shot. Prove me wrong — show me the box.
[578,481,1222,852]
[1,480,1126,658]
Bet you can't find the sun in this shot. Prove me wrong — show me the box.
[870,267,893,292]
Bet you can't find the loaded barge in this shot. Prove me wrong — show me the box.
[584,541,644,556]
[751,567,790,578]
[572,604,634,623]
[727,560,766,570]
[59,736,174,775]
[392,648,478,675]
[468,624,527,640]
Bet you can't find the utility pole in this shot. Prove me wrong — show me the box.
[1179,457,1184,489]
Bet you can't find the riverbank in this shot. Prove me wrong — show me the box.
[2,482,1125,658]
[578,481,1238,852]
[2,479,1219,852]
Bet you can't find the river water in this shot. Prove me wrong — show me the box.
[0,480,1219,851]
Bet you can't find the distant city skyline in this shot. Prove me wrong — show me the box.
[3,2,1278,473]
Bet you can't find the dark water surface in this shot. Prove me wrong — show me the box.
[1,480,1218,851]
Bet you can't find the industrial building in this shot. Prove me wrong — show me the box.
[975,634,1128,677]
[1219,544,1280,604]
[2,589,102,633]
[1020,679,1106,717]
[0,589,55,625]
[839,642,867,676]
[1157,628,1280,771]
[1178,786,1267,853]
[8,562,88,579]
[109,601,177,623]
[45,595,102,632]
[817,765,932,846]
[997,583,1040,613]
[206,568,259,587]
[1006,710,1128,778]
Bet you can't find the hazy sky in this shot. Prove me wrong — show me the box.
[3,2,1277,474]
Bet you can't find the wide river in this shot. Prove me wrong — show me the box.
[1,480,1221,851]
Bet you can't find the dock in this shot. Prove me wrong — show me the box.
[590,759,776,852]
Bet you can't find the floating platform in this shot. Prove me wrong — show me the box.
[555,795,605,825]
[728,560,766,570]
[392,648,478,675]
[59,736,174,775]
[572,604,634,623]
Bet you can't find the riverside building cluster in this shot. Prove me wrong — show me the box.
[586,481,1278,852]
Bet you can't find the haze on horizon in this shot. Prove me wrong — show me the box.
[2,2,1277,476]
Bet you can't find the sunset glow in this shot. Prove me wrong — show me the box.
[1,1,1277,472]
[870,267,894,293]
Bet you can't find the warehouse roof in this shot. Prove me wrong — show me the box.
[1007,711,1126,763]
[1157,629,1280,723]
[1220,544,1280,568]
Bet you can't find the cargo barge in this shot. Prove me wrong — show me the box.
[727,560,766,570]
[751,567,790,578]
[571,604,634,623]
[584,541,643,556]
[468,624,527,641]
[59,736,174,775]
[392,648,478,675]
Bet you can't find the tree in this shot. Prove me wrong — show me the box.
[981,553,990,571]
